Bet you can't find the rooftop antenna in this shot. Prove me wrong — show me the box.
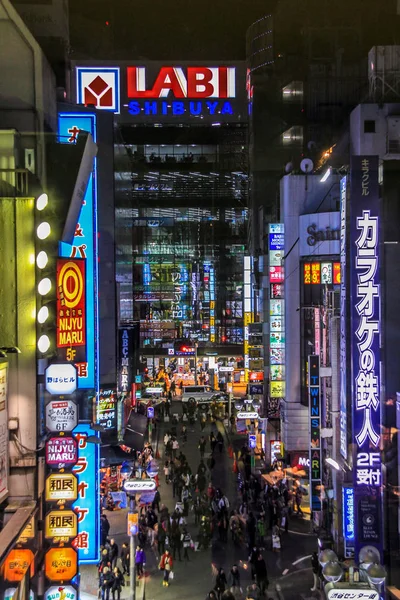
[300,158,314,191]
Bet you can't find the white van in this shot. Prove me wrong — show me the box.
[181,385,216,403]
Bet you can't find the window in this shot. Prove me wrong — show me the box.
[364,120,376,133]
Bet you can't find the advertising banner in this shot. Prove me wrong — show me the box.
[340,176,348,459]
[45,586,78,600]
[45,510,78,540]
[45,547,78,582]
[97,387,117,431]
[268,224,285,419]
[46,437,78,470]
[72,424,100,563]
[45,473,78,503]
[45,364,77,396]
[56,259,86,362]
[350,156,382,561]
[46,400,78,433]
[0,363,8,503]
[118,328,135,396]
[309,355,322,511]
[58,112,98,390]
[342,486,355,558]
[298,212,340,256]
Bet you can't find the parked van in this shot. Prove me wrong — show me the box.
[181,385,216,403]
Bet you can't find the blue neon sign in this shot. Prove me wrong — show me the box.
[342,486,355,541]
[57,112,98,390]
[128,100,233,117]
[72,424,100,564]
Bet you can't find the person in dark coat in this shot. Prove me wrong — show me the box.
[101,513,110,546]
[215,567,228,600]
[109,539,119,569]
[100,566,113,600]
[111,567,125,600]
[216,431,224,453]
[254,553,269,595]
[120,542,129,575]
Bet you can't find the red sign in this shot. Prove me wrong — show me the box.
[56,259,86,349]
[304,263,311,284]
[311,263,321,284]
[249,371,264,382]
[46,436,78,469]
[127,66,236,99]
[333,262,341,284]
[269,266,284,283]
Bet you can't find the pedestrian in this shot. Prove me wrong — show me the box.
[108,538,119,569]
[157,522,167,556]
[207,454,216,470]
[215,567,228,600]
[200,413,207,431]
[181,526,192,561]
[246,581,261,600]
[295,487,303,515]
[210,432,217,453]
[171,380,176,397]
[248,546,259,581]
[152,490,161,513]
[230,564,241,594]
[111,567,124,600]
[100,566,112,600]
[135,546,146,578]
[99,547,110,571]
[247,513,257,550]
[198,436,207,458]
[120,542,129,575]
[197,471,207,494]
[256,514,266,548]
[311,552,321,591]
[216,431,224,453]
[182,423,187,444]
[206,591,218,600]
[159,549,174,587]
[254,553,269,595]
[172,437,179,459]
[100,513,110,547]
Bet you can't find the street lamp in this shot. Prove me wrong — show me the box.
[359,547,380,568]
[322,561,343,584]
[366,563,386,588]
[319,549,338,567]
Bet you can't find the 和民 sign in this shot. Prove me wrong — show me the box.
[45,473,78,503]
[46,400,78,433]
[45,510,77,540]
[45,364,77,396]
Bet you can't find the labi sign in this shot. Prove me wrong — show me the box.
[299,212,340,257]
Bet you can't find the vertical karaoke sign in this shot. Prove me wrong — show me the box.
[350,155,382,561]
[309,355,321,511]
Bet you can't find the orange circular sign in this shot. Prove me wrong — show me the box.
[58,262,83,309]
[4,549,34,582]
[45,547,77,582]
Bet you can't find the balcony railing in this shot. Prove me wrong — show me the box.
[0,169,30,196]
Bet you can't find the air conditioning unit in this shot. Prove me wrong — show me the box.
[25,148,35,174]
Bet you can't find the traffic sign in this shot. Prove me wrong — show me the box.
[127,512,139,536]
[123,479,157,493]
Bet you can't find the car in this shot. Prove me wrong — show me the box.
[181,385,218,403]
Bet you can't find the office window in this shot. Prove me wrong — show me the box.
[364,120,376,133]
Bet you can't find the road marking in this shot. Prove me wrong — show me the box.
[293,554,312,566]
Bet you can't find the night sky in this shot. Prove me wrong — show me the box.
[68,0,272,60]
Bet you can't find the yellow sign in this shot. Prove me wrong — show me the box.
[45,510,77,540]
[244,312,253,326]
[127,512,139,536]
[270,381,285,398]
[45,547,77,582]
[45,473,78,503]
[17,517,35,544]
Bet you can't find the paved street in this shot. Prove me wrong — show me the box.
[81,402,321,600]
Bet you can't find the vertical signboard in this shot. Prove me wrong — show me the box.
[350,156,382,561]
[243,256,252,378]
[0,363,8,503]
[339,176,348,459]
[342,486,355,558]
[309,355,321,511]
[56,259,86,362]
[97,388,117,431]
[118,328,134,397]
[72,424,100,563]
[268,224,285,417]
[58,113,98,390]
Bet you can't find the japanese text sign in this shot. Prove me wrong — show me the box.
[56,259,86,365]
[45,547,77,582]
[45,510,78,540]
[46,400,78,433]
[4,549,34,582]
[309,355,321,511]
[46,437,78,469]
[45,364,77,396]
[72,424,99,563]
[350,155,382,561]
[45,473,78,503]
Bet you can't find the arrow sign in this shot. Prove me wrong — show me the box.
[123,479,157,493]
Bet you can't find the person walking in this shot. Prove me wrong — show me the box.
[111,567,124,600]
[135,546,146,579]
[295,488,303,516]
[100,566,112,600]
[181,526,192,561]
[254,553,269,595]
[120,542,129,575]
[230,564,241,594]
[210,432,217,453]
[181,424,188,445]
[198,436,207,459]
[157,522,167,557]
[159,549,174,587]
[172,438,179,460]
[214,567,228,600]
[216,431,224,453]
[100,513,110,547]
[109,539,119,569]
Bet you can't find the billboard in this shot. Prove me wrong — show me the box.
[299,212,340,256]
[56,259,86,360]
[340,176,348,459]
[58,112,98,391]
[72,424,100,563]
[97,387,117,431]
[309,355,322,511]
[268,224,285,418]
[350,156,382,561]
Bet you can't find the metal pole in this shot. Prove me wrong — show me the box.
[148,420,152,445]
[195,343,198,385]
[130,497,136,600]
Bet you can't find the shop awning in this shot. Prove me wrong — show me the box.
[100,445,135,466]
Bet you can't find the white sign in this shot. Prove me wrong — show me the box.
[123,479,157,493]
[146,387,163,395]
[45,364,77,395]
[219,366,234,372]
[299,212,340,256]
[45,586,77,600]
[45,400,78,433]
[237,412,259,420]
[327,590,378,600]
[0,364,8,503]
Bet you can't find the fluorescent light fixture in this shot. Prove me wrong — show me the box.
[38,278,51,295]
[326,457,340,470]
[320,167,332,183]
[37,334,50,353]
[36,251,48,269]
[37,306,49,324]
[36,193,48,211]
[37,222,51,240]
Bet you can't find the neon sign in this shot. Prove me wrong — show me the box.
[309,355,322,511]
